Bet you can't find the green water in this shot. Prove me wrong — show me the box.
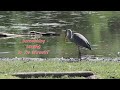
[0,11,120,58]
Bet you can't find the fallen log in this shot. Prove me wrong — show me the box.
[11,71,94,78]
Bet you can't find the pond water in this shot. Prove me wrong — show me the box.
[0,11,120,60]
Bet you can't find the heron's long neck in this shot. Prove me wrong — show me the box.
[71,33,73,39]
[69,30,73,40]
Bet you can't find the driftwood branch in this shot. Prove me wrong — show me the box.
[11,71,95,78]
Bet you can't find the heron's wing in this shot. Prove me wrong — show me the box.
[73,33,91,50]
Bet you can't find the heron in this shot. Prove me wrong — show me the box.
[65,29,91,60]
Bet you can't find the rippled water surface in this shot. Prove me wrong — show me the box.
[0,11,120,60]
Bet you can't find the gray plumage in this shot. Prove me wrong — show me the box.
[73,33,91,50]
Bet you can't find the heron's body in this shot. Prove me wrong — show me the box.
[65,29,91,60]
[73,33,91,50]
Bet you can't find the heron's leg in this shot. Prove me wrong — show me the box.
[65,35,68,42]
[78,46,81,61]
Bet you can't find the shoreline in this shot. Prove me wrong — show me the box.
[0,57,120,62]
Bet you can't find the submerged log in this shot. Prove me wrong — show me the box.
[29,31,60,36]
[0,33,7,37]
[42,33,60,36]
[11,71,95,78]
[0,32,16,37]
[44,32,60,36]
[0,31,60,38]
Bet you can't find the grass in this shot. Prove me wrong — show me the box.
[0,60,120,79]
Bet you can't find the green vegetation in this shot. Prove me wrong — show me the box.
[0,60,120,79]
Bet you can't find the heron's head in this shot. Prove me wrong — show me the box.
[66,29,73,38]
[65,29,73,42]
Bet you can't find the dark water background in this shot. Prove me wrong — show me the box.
[0,11,120,59]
